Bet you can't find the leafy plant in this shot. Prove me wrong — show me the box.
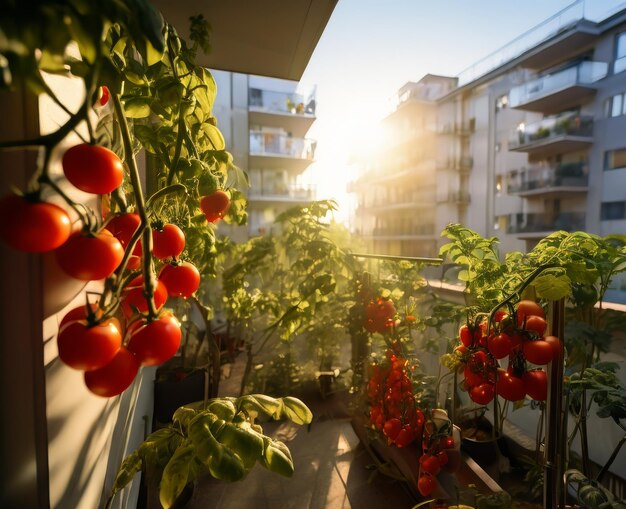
[107,395,313,509]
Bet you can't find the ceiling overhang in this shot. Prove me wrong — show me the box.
[152,0,338,80]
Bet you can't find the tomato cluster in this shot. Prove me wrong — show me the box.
[363,297,397,334]
[456,300,561,404]
[417,419,456,497]
[367,348,424,448]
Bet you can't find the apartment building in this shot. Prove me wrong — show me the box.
[212,72,317,239]
[351,2,626,299]
[351,76,457,257]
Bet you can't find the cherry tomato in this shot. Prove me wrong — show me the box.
[417,474,435,497]
[55,229,124,280]
[437,451,449,466]
[464,364,485,387]
[523,339,554,365]
[106,213,142,255]
[394,427,415,448]
[420,454,441,475]
[516,300,545,325]
[364,298,396,334]
[470,383,495,405]
[84,347,139,397]
[544,335,563,360]
[495,368,526,401]
[383,417,402,441]
[524,369,548,401]
[62,143,124,194]
[126,312,182,366]
[0,194,71,252]
[152,223,185,260]
[59,303,100,329]
[459,324,473,347]
[98,86,110,106]
[158,261,200,298]
[121,276,168,318]
[488,333,512,359]
[525,315,547,337]
[200,190,230,222]
[58,318,122,371]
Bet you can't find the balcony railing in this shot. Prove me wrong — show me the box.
[508,112,593,150]
[437,157,473,171]
[507,162,588,193]
[509,61,607,110]
[249,87,316,115]
[438,118,476,135]
[371,224,435,237]
[437,190,471,204]
[505,211,586,234]
[248,184,316,200]
[249,132,316,160]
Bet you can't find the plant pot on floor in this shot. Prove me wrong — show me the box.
[153,365,208,428]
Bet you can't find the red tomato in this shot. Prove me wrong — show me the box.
[420,454,441,475]
[84,347,139,397]
[488,333,512,359]
[200,191,230,222]
[523,370,548,401]
[127,255,141,270]
[383,417,402,441]
[62,144,124,194]
[525,315,547,337]
[544,335,563,360]
[126,313,182,366]
[437,451,449,466]
[440,436,455,449]
[55,229,124,280]
[516,300,545,325]
[152,223,185,260]
[121,276,168,318]
[364,298,396,334]
[417,474,435,497]
[394,427,415,448]
[106,213,142,255]
[464,364,485,387]
[459,324,473,347]
[98,86,110,106]
[495,368,526,401]
[0,194,71,252]
[470,383,495,405]
[493,309,507,322]
[158,262,200,298]
[58,318,122,371]
[523,339,554,365]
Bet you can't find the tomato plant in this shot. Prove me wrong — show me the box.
[126,313,182,366]
[152,223,185,260]
[121,276,168,318]
[62,144,124,195]
[158,261,200,298]
[55,229,124,280]
[84,347,140,398]
[58,319,122,371]
[0,194,71,252]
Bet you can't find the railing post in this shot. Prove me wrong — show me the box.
[544,298,566,509]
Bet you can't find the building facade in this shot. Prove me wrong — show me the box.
[212,72,317,239]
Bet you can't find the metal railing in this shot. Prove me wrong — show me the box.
[507,162,588,193]
[509,112,593,149]
[505,211,586,233]
[249,131,316,160]
[249,87,316,115]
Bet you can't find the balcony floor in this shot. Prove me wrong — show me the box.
[511,85,596,115]
[509,136,592,157]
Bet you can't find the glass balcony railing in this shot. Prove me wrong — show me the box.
[509,61,607,108]
[372,224,435,237]
[505,211,586,234]
[249,87,316,115]
[249,132,316,160]
[507,162,588,193]
[248,184,316,200]
[509,112,593,150]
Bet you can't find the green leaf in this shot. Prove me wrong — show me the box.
[261,438,294,478]
[111,450,142,495]
[207,442,246,481]
[281,397,313,425]
[123,97,151,118]
[159,443,195,509]
[201,123,225,150]
[532,273,571,300]
[206,399,236,421]
[215,422,264,468]
[126,0,165,53]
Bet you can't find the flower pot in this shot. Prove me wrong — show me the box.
[153,367,207,427]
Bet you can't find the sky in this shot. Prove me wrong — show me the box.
[299,0,626,223]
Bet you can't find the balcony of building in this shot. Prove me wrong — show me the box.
[249,131,316,173]
[361,187,437,212]
[507,162,588,197]
[248,87,316,137]
[369,223,436,239]
[508,112,593,157]
[509,61,607,114]
[436,190,471,204]
[247,183,316,205]
[504,211,586,238]
[437,118,476,136]
[437,156,473,172]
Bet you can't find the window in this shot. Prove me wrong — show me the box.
[496,94,508,111]
[495,175,503,195]
[601,201,626,220]
[616,32,626,74]
[606,93,626,117]
[612,94,623,117]
[604,148,626,170]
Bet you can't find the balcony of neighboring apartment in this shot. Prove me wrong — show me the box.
[248,86,316,137]
[370,223,436,239]
[507,161,588,198]
[363,187,437,211]
[509,61,607,114]
[247,183,316,205]
[249,131,316,173]
[508,111,593,157]
[437,156,473,173]
[436,189,471,204]
[438,118,476,136]
[504,211,586,238]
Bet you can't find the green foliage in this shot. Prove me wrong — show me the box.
[111,395,312,508]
